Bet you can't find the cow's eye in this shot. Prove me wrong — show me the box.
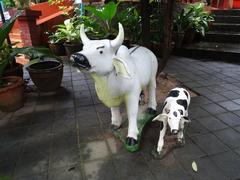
[173,111,178,117]
[178,109,183,115]
[99,51,103,54]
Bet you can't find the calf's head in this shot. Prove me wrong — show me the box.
[71,23,124,75]
[153,104,186,135]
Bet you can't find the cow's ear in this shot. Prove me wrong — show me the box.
[113,58,131,78]
[152,114,167,122]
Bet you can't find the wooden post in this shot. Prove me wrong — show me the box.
[140,0,150,48]
[158,0,174,73]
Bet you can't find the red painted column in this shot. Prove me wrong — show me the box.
[17,9,41,46]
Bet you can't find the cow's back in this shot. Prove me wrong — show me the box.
[129,46,158,86]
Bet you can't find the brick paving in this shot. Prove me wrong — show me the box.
[1,56,240,180]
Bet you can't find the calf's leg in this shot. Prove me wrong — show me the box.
[111,107,122,130]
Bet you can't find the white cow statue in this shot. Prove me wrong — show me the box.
[71,23,158,147]
[152,87,191,154]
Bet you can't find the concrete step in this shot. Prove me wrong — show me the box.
[212,9,240,16]
[173,42,240,61]
[204,31,240,43]
[210,23,240,32]
[214,15,240,24]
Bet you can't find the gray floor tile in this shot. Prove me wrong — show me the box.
[80,140,109,161]
[197,116,228,131]
[48,166,82,180]
[201,103,227,115]
[218,100,240,111]
[216,112,240,127]
[84,159,119,180]
[214,128,240,149]
[210,151,240,179]
[191,133,229,155]
[181,157,227,180]
[186,120,209,137]
[15,173,47,180]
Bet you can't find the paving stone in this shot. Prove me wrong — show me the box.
[188,107,210,119]
[181,157,227,180]
[78,126,103,143]
[113,154,151,178]
[55,108,75,120]
[218,100,240,111]
[123,171,156,180]
[221,91,240,100]
[204,93,228,102]
[98,112,112,125]
[50,131,78,169]
[234,148,240,156]
[14,149,49,177]
[27,123,52,139]
[214,128,240,149]
[186,120,209,137]
[210,151,240,179]
[76,114,100,128]
[15,173,47,180]
[201,103,227,115]
[48,166,82,180]
[191,133,229,155]
[84,159,118,180]
[233,110,240,117]
[0,127,28,146]
[52,117,76,134]
[197,116,228,131]
[7,114,32,128]
[173,138,206,161]
[30,111,54,124]
[80,140,109,161]
[216,112,240,127]
[233,98,240,104]
[190,96,212,107]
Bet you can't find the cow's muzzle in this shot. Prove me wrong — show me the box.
[71,53,91,70]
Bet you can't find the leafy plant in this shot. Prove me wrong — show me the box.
[84,1,120,38]
[54,18,82,43]
[174,3,214,36]
[13,0,30,9]
[3,0,16,9]
[0,11,60,81]
[114,6,141,43]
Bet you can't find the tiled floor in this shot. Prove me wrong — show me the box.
[1,56,240,180]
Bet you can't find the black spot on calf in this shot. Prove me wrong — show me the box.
[184,90,189,98]
[167,90,179,97]
[173,111,178,117]
[177,99,188,110]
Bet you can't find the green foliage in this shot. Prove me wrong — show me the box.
[174,3,214,36]
[53,17,82,43]
[3,0,16,9]
[85,1,120,38]
[84,2,141,43]
[114,6,141,43]
[0,175,11,180]
[0,11,59,80]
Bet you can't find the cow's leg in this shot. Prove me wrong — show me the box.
[177,118,185,145]
[147,77,157,114]
[111,107,122,131]
[125,90,141,145]
[157,119,167,154]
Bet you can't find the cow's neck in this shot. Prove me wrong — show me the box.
[90,72,124,108]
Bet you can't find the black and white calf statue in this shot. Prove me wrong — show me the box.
[153,87,191,154]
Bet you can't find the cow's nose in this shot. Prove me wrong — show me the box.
[171,129,178,135]
[71,53,91,69]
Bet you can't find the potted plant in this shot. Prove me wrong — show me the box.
[173,2,214,47]
[56,18,82,58]
[84,2,141,46]
[0,12,24,112]
[48,30,66,56]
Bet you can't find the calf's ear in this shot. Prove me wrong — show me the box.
[113,58,131,78]
[152,114,168,122]
[182,116,191,123]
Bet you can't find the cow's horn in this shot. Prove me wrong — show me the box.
[111,23,124,50]
[80,24,90,45]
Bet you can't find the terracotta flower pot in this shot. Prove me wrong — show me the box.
[0,76,24,112]
[27,61,63,92]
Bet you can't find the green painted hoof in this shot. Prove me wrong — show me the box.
[125,143,140,152]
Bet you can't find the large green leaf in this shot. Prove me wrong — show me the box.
[85,2,119,21]
[0,11,22,46]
